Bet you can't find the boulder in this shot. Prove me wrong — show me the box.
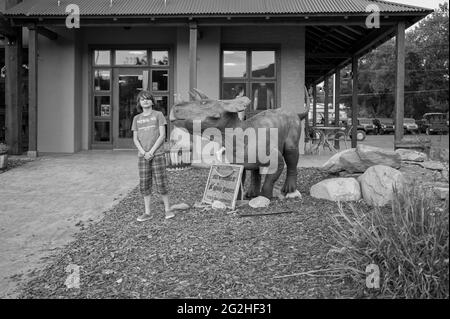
[434,187,449,200]
[356,145,402,169]
[399,164,443,185]
[395,149,428,162]
[430,147,449,163]
[321,149,357,173]
[358,165,406,207]
[419,161,445,171]
[310,178,361,202]
[249,196,270,208]
[322,145,402,174]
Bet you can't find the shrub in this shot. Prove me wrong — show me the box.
[328,186,449,298]
[0,143,9,155]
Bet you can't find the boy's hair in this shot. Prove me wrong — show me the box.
[136,90,156,113]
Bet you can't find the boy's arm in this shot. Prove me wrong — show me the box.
[149,125,166,156]
[133,131,146,156]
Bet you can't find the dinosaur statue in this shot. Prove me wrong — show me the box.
[170,88,310,200]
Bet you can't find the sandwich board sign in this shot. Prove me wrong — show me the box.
[202,164,244,210]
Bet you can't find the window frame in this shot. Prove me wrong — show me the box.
[220,45,281,111]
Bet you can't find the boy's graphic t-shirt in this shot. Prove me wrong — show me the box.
[131,110,167,156]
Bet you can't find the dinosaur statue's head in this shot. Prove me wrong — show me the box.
[170,89,251,134]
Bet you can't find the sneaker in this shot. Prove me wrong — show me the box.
[165,211,175,220]
[137,213,152,222]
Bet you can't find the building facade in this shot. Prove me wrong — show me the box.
[1,0,431,154]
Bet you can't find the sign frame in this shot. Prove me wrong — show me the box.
[202,164,244,210]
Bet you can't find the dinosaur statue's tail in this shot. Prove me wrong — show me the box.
[297,86,312,122]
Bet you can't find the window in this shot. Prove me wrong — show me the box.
[221,49,278,115]
[115,50,148,66]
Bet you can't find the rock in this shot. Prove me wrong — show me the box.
[285,190,302,200]
[442,169,449,183]
[211,200,227,210]
[434,187,449,200]
[338,171,362,178]
[430,147,449,163]
[322,145,402,174]
[399,164,443,185]
[170,203,190,211]
[358,165,406,207]
[249,196,270,208]
[310,178,361,202]
[419,161,445,171]
[395,149,428,162]
[321,149,356,173]
[356,145,402,169]
[339,149,369,173]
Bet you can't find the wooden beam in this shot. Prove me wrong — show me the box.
[28,26,38,157]
[5,28,23,155]
[334,69,341,149]
[312,85,317,126]
[189,22,198,100]
[351,56,359,148]
[306,53,351,59]
[324,77,329,126]
[394,21,406,145]
[37,27,58,40]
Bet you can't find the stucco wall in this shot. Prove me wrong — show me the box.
[37,28,77,153]
[221,26,306,113]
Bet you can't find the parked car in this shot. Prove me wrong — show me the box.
[417,113,449,135]
[403,118,419,134]
[378,118,395,135]
[357,118,376,135]
[346,118,367,141]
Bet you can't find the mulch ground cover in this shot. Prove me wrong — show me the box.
[20,167,363,299]
[0,157,36,174]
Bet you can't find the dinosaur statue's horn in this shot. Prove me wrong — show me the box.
[189,90,201,101]
[193,88,209,100]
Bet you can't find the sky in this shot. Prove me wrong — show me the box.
[385,0,445,9]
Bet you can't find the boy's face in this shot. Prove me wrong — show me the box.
[140,97,153,109]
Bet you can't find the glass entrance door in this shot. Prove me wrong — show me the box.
[113,69,150,149]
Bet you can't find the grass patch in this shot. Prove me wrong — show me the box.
[328,186,449,298]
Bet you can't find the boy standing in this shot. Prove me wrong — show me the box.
[132,90,174,221]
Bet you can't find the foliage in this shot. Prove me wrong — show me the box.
[340,2,449,119]
[328,186,449,298]
[0,143,9,155]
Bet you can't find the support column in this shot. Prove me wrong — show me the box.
[28,26,38,158]
[351,56,359,148]
[189,22,198,100]
[394,21,406,145]
[334,69,341,149]
[324,77,329,126]
[5,31,23,155]
[312,85,317,126]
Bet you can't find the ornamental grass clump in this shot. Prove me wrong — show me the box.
[328,185,449,298]
[0,143,9,155]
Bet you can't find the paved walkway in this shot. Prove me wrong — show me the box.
[0,151,138,298]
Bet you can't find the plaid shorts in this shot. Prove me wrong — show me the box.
[138,154,168,196]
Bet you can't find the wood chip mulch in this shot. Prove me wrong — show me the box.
[20,168,358,299]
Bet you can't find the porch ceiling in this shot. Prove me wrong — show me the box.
[2,0,432,85]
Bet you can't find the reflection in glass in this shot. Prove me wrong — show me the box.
[251,82,276,111]
[119,74,142,138]
[115,50,147,65]
[252,51,275,78]
[93,50,110,65]
[94,121,110,142]
[223,51,247,78]
[94,96,111,117]
[222,83,246,100]
[152,51,169,65]
[152,70,168,91]
[94,70,111,91]
[154,96,168,116]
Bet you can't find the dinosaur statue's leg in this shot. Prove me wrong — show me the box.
[245,170,261,199]
[237,170,246,200]
[260,152,285,199]
[281,148,299,195]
